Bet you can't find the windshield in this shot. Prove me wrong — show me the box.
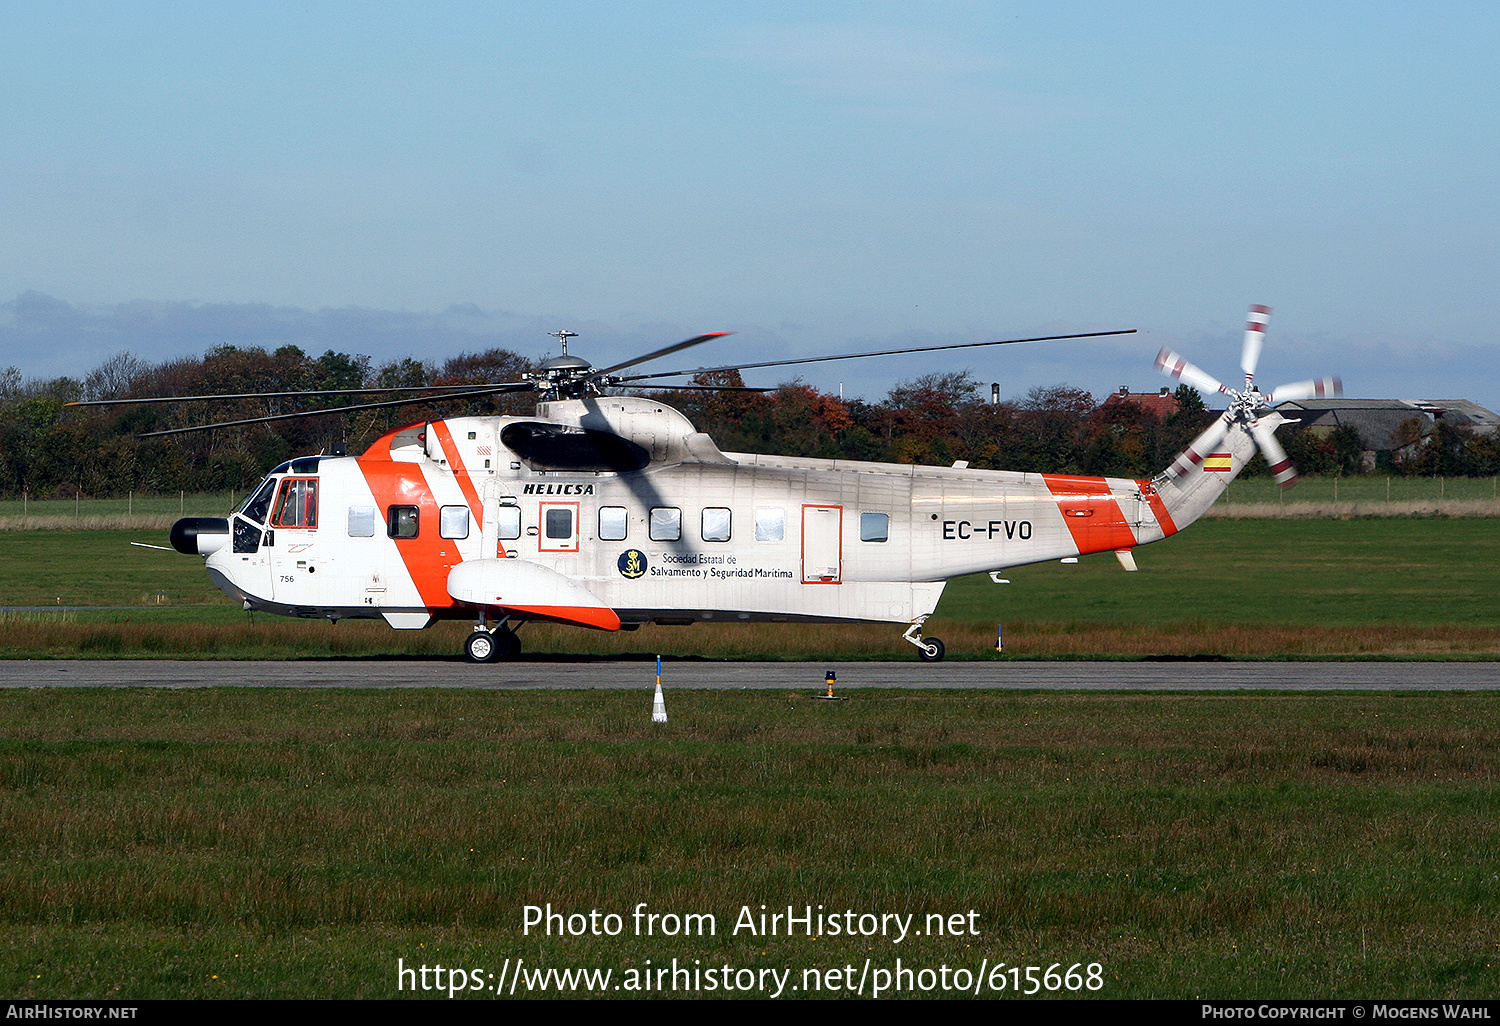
[238,477,279,525]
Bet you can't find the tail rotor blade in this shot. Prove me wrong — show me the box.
[1164,411,1234,480]
[1263,376,1342,406]
[1250,416,1298,488]
[1241,304,1271,385]
[1156,348,1231,397]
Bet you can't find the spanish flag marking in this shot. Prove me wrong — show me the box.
[1203,453,1234,472]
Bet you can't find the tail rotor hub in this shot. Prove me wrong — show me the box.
[1156,305,1343,489]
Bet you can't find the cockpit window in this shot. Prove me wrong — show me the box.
[271,478,318,529]
[239,478,278,525]
[233,517,262,553]
[269,457,322,476]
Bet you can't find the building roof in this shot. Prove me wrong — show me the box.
[1276,398,1499,449]
[1401,399,1500,434]
[1101,386,1180,420]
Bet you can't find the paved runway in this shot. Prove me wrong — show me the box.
[2,659,1498,690]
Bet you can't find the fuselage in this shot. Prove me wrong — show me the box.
[188,395,1244,633]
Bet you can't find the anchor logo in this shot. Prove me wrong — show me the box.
[617,549,647,579]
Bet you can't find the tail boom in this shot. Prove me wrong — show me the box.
[1151,411,1271,532]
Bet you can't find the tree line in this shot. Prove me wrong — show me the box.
[1,345,1495,499]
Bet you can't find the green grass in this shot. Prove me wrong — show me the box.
[0,491,240,519]
[1,688,1497,998]
[1,517,1498,659]
[943,517,1500,628]
[1220,474,1500,506]
[0,529,230,608]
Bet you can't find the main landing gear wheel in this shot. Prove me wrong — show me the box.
[464,631,498,663]
[464,628,521,663]
[493,629,520,660]
[902,618,945,662]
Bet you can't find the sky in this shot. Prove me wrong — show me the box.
[1,2,1497,408]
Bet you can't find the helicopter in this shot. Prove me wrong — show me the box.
[77,306,1339,661]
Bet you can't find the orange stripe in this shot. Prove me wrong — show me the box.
[497,604,622,631]
[1136,479,1178,537]
[356,433,463,611]
[430,420,505,557]
[431,420,481,513]
[1042,474,1138,554]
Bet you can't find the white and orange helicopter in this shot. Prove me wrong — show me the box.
[85,306,1338,662]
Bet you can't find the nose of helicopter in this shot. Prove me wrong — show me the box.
[202,542,256,609]
[169,517,229,555]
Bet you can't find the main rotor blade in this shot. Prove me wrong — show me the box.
[593,332,733,377]
[614,329,1136,384]
[1249,415,1298,488]
[1155,348,1231,397]
[135,383,535,438]
[1241,304,1271,384]
[66,382,529,408]
[629,383,778,392]
[1263,376,1342,406]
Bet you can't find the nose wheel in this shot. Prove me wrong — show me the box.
[464,624,521,663]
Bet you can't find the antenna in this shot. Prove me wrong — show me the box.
[548,330,579,356]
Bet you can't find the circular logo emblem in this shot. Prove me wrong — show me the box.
[617,549,647,579]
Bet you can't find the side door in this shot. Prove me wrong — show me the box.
[266,476,323,603]
[537,501,580,554]
[801,504,842,583]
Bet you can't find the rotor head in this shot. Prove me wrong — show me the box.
[1156,304,1343,488]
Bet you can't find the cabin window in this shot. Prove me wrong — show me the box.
[271,478,318,529]
[545,507,573,540]
[860,512,889,543]
[496,505,521,540]
[649,507,681,542]
[701,507,731,542]
[347,506,377,537]
[599,506,628,541]
[387,505,419,539]
[754,508,785,542]
[440,505,470,539]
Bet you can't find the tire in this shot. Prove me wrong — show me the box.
[493,629,521,660]
[918,637,945,663]
[464,631,498,663]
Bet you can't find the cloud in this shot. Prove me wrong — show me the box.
[2,292,1494,414]
[731,21,1000,97]
[0,292,554,379]
[719,19,1079,129]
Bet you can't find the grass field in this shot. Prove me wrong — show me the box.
[2,516,1497,659]
[0,687,1496,999]
[0,491,238,532]
[1217,474,1500,506]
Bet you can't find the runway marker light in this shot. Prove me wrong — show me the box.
[814,668,848,700]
